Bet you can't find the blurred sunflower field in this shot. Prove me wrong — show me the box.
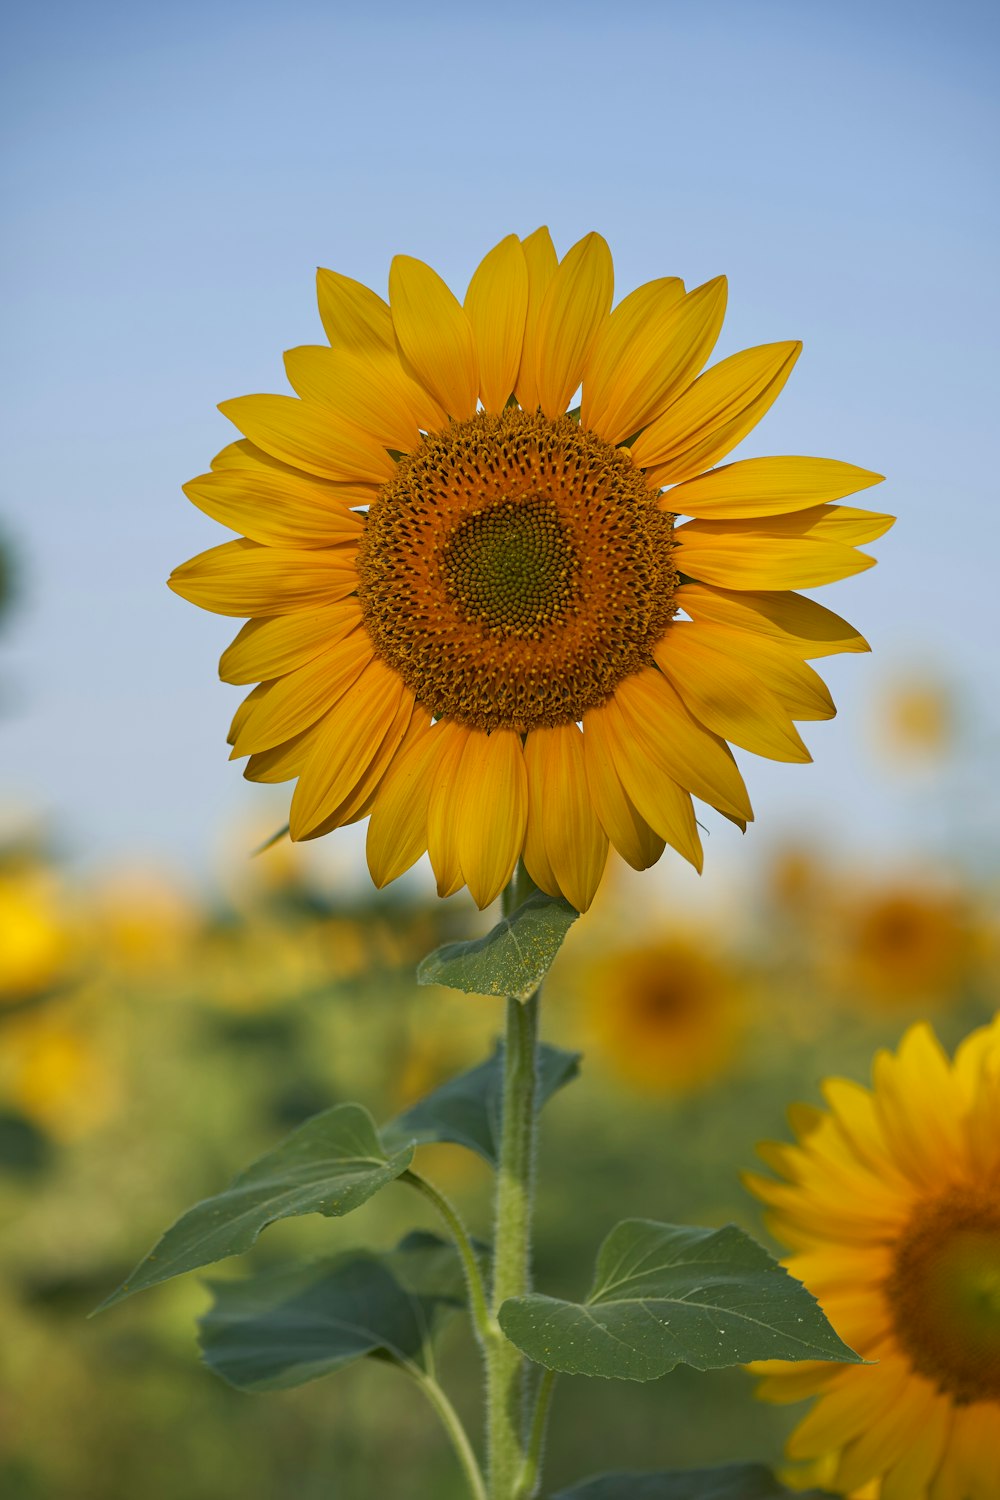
[3,676,996,1498]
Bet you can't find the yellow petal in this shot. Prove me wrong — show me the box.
[523,724,608,912]
[304,690,416,834]
[534,232,614,419]
[678,582,869,658]
[453,730,528,909]
[220,600,363,684]
[183,468,365,549]
[426,722,473,898]
[584,276,727,446]
[169,538,358,617]
[581,709,667,871]
[218,395,395,483]
[668,620,836,720]
[632,342,801,483]
[667,455,884,520]
[228,682,268,746]
[244,722,321,784]
[289,658,407,839]
[464,234,529,413]
[389,255,479,421]
[585,697,703,870]
[366,719,443,886]
[676,518,878,590]
[316,267,395,357]
[515,226,558,413]
[787,1360,910,1461]
[580,276,685,435]
[233,627,374,756]
[654,622,812,763]
[522,752,560,900]
[614,669,754,822]
[283,345,422,452]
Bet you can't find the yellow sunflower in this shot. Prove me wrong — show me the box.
[745,1018,1000,1500]
[170,230,891,911]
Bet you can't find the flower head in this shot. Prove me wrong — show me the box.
[745,1017,1000,1499]
[171,230,891,910]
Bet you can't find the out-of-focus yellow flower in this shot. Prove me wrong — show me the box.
[835,880,972,1009]
[85,869,197,979]
[875,674,955,764]
[1,999,120,1140]
[581,939,743,1094]
[0,857,77,1005]
[745,1017,1000,1499]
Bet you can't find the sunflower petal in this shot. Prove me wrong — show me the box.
[453,730,528,909]
[580,276,685,436]
[389,255,479,421]
[584,276,727,446]
[582,710,667,870]
[654,623,812,762]
[218,395,395,483]
[426,722,473,898]
[464,234,529,413]
[183,467,365,549]
[676,516,879,590]
[534,232,614,419]
[366,719,443,886]
[220,600,363,685]
[289,659,407,839]
[586,697,703,870]
[233,627,374,756]
[669,620,836,720]
[614,669,754,822]
[678,582,869,657]
[515,226,559,413]
[244,723,320,784]
[283,345,422,452]
[316,267,395,357]
[633,342,801,483]
[524,724,608,911]
[667,455,885,520]
[168,538,358,616]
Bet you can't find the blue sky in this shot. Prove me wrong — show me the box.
[2,0,997,889]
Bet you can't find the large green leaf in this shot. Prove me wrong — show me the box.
[381,1041,580,1166]
[199,1231,465,1391]
[551,1465,836,1499]
[499,1219,860,1380]
[98,1104,414,1310]
[416,890,579,999]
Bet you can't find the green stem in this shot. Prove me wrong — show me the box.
[404,1361,488,1500]
[514,1369,556,1500]
[402,1169,493,1350]
[485,943,541,1499]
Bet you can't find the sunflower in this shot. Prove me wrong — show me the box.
[835,880,973,1010]
[745,1018,1000,1500]
[170,230,891,911]
[576,938,743,1093]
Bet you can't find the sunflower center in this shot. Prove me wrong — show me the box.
[884,1186,1000,1403]
[356,408,678,731]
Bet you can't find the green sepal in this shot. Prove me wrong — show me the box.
[198,1231,465,1391]
[417,890,579,999]
[381,1041,580,1166]
[96,1104,414,1310]
[499,1219,861,1381]
[551,1465,837,1499]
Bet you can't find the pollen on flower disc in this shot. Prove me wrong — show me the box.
[356,408,678,731]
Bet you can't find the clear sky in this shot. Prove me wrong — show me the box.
[1,0,997,889]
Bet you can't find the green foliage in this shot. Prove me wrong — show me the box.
[551,1465,837,1498]
[381,1041,580,1165]
[416,891,579,999]
[98,1104,414,1309]
[199,1231,465,1391]
[499,1219,860,1380]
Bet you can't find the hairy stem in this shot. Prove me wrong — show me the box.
[402,1169,492,1350]
[403,1361,488,1500]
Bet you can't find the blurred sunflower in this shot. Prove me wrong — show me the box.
[1,999,120,1140]
[171,230,890,911]
[0,854,77,1006]
[581,939,742,1093]
[745,1018,1000,1499]
[837,881,972,1009]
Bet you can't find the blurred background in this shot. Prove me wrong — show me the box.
[1,1,998,1496]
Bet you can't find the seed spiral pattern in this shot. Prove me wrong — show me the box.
[357,408,678,731]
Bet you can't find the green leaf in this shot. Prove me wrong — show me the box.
[381,1041,580,1166]
[417,890,579,1000]
[198,1231,466,1391]
[97,1104,414,1310]
[499,1219,861,1381]
[551,1465,837,1499]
